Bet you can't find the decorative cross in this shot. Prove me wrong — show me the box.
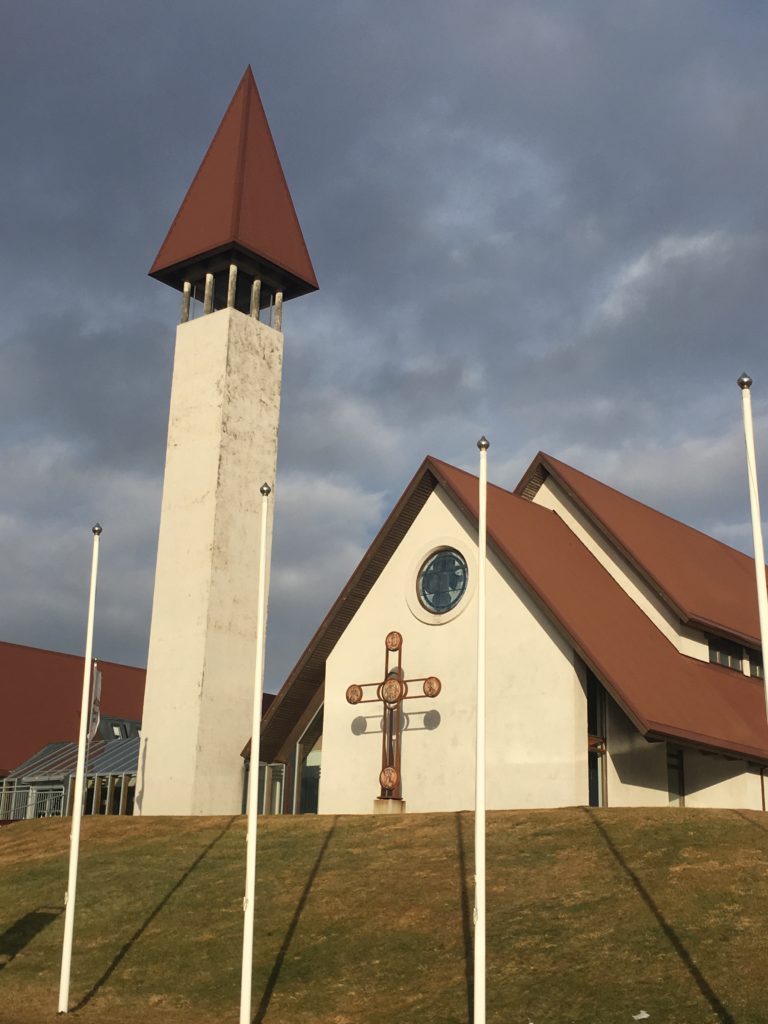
[346,631,442,801]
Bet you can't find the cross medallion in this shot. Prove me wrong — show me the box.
[346,631,442,801]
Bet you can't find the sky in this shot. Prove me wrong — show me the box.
[1,2,767,692]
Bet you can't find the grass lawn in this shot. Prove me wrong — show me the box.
[1,807,768,1023]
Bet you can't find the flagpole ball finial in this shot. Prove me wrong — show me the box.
[738,373,753,390]
[260,483,272,496]
[477,436,490,451]
[92,523,102,535]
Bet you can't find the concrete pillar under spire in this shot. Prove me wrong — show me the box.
[135,307,283,816]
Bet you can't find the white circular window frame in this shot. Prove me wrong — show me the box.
[406,537,477,626]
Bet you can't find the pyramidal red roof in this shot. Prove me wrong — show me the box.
[149,67,318,300]
[517,452,764,645]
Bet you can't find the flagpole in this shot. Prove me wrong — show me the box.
[240,483,272,1024]
[738,374,768,721]
[58,523,102,1014]
[474,436,489,1024]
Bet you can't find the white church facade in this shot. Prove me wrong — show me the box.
[258,452,768,815]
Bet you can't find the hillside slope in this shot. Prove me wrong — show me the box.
[1,808,767,1024]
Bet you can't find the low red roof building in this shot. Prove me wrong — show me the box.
[0,642,145,777]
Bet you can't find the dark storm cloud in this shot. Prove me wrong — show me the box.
[2,1,768,687]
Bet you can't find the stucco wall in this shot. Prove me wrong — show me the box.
[683,750,763,810]
[318,487,588,814]
[605,697,765,809]
[605,698,669,807]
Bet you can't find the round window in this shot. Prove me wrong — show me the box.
[417,548,468,614]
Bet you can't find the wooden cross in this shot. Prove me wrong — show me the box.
[346,631,442,801]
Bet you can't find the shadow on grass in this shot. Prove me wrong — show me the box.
[454,812,473,1024]
[0,906,63,970]
[733,809,768,835]
[73,816,236,1011]
[584,808,734,1024]
[253,817,337,1024]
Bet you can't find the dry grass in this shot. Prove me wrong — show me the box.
[1,808,768,1023]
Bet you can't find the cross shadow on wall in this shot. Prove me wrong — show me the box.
[0,906,63,971]
[350,710,441,735]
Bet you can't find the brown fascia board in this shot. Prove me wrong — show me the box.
[679,616,760,651]
[149,243,318,302]
[259,459,440,764]
[512,450,550,500]
[644,717,768,765]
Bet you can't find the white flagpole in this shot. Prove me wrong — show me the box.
[58,523,102,1014]
[240,483,272,1024]
[474,436,489,1024]
[738,374,768,721]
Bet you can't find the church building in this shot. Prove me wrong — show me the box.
[257,452,768,816]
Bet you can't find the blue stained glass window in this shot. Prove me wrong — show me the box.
[418,549,468,613]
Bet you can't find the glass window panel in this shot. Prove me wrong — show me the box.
[418,549,468,614]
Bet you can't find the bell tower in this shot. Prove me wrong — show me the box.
[136,68,317,816]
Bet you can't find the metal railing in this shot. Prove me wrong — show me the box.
[0,784,65,821]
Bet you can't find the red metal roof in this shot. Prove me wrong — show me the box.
[149,67,318,301]
[261,455,768,765]
[431,458,768,762]
[0,641,145,775]
[516,452,764,646]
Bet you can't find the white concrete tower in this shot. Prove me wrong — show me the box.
[136,68,318,815]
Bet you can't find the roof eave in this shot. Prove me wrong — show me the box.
[149,243,318,301]
[259,457,441,763]
[518,453,693,623]
[645,722,768,765]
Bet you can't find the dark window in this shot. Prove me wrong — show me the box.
[708,638,743,672]
[749,650,764,679]
[586,670,606,808]
[667,747,685,806]
[297,708,323,814]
